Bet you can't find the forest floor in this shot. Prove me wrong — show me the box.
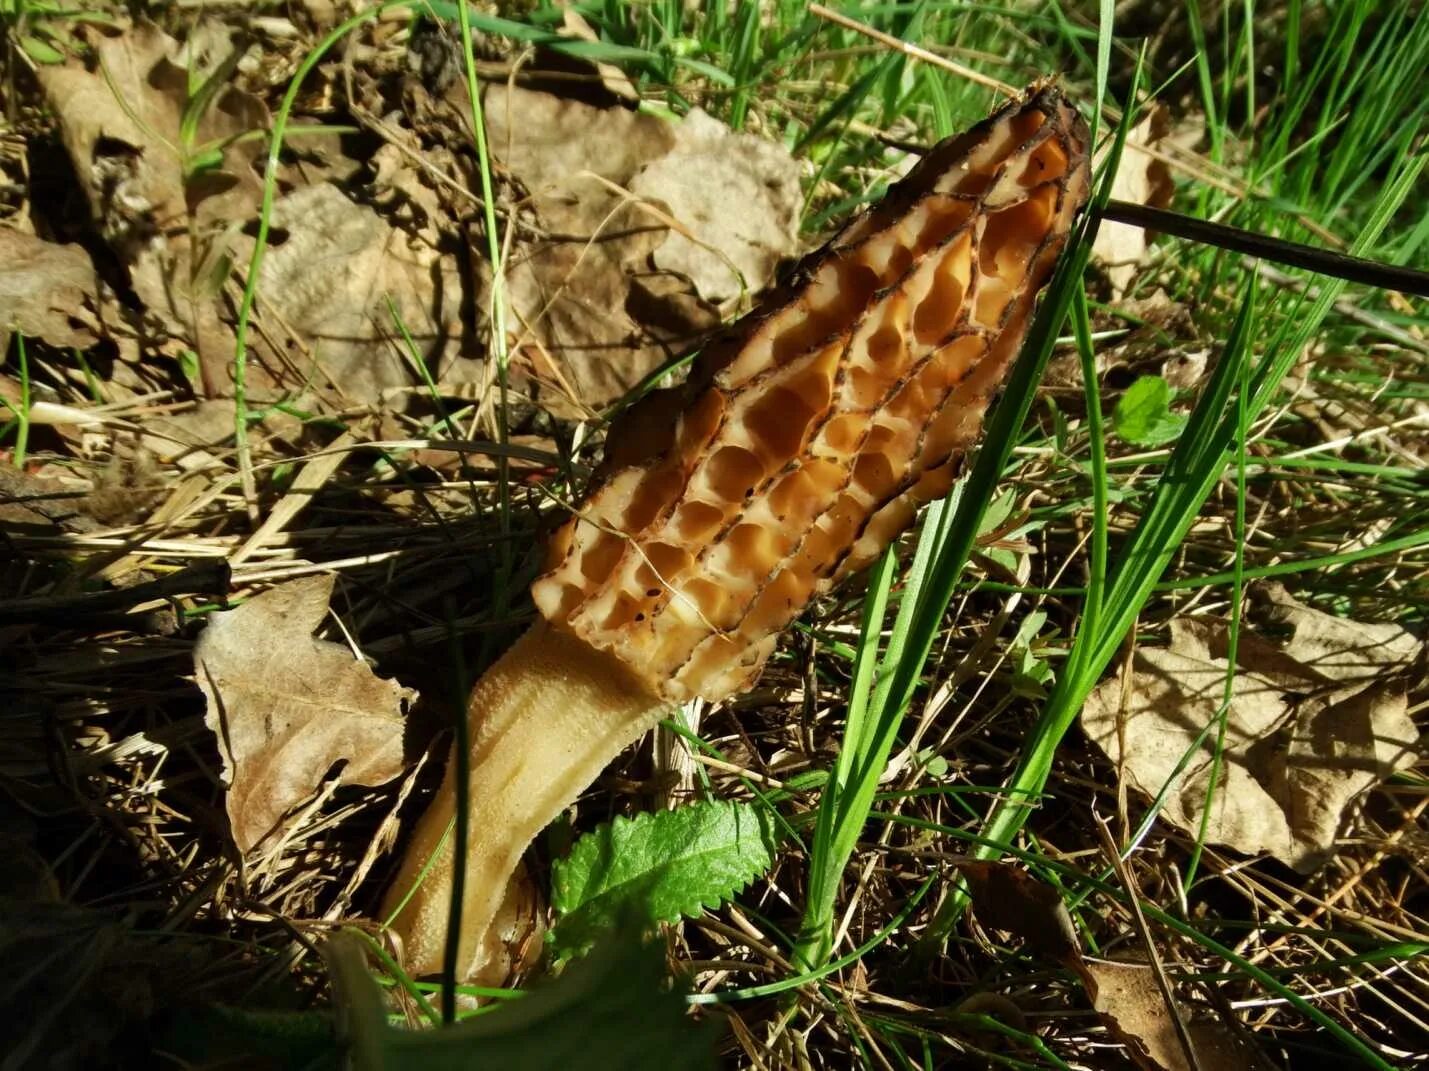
[2,1,1426,1068]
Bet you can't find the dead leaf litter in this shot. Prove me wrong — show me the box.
[195,574,413,855]
[1082,588,1421,871]
[2,10,1426,1068]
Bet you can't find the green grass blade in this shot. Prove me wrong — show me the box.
[927,114,1428,947]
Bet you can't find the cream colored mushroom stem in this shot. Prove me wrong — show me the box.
[383,84,1090,982]
[382,622,664,979]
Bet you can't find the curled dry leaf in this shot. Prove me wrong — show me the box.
[1090,104,1181,298]
[1261,581,1421,683]
[483,84,679,415]
[37,19,268,376]
[0,231,99,352]
[1081,958,1264,1071]
[482,85,800,416]
[956,862,1260,1070]
[243,183,466,407]
[545,9,640,104]
[195,575,413,854]
[1082,599,1421,872]
[957,860,1080,965]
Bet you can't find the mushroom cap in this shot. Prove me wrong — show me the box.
[532,85,1091,703]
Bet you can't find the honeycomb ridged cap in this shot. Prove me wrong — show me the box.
[532,85,1092,703]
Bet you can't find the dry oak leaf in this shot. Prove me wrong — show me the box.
[1081,958,1264,1071]
[37,20,268,374]
[482,85,799,416]
[196,575,414,854]
[241,183,466,408]
[0,231,100,352]
[1090,104,1184,298]
[1082,612,1420,872]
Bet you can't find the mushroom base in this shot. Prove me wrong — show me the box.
[382,620,668,981]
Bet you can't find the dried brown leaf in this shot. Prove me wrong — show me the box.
[958,860,1080,965]
[955,863,1265,1068]
[630,108,801,306]
[37,21,264,239]
[243,183,466,406]
[1081,958,1258,1071]
[482,86,799,416]
[0,231,99,351]
[196,575,413,854]
[1090,104,1182,297]
[1082,612,1421,871]
[1263,582,1421,682]
[36,20,269,374]
[484,85,685,415]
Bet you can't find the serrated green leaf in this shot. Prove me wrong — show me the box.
[1113,375,1188,446]
[326,928,715,1071]
[550,800,778,960]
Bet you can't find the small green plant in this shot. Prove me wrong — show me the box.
[550,800,779,961]
[1113,374,1188,446]
[1007,610,1057,698]
[1,0,118,65]
[325,927,717,1070]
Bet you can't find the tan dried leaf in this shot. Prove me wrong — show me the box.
[484,85,686,415]
[1091,104,1180,297]
[630,108,802,307]
[1082,959,1259,1071]
[1082,613,1421,871]
[37,20,264,237]
[243,183,465,406]
[483,86,800,416]
[1263,582,1421,682]
[953,863,1264,1068]
[0,232,99,350]
[36,20,269,372]
[196,575,413,854]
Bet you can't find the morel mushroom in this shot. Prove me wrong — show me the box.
[383,84,1091,980]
